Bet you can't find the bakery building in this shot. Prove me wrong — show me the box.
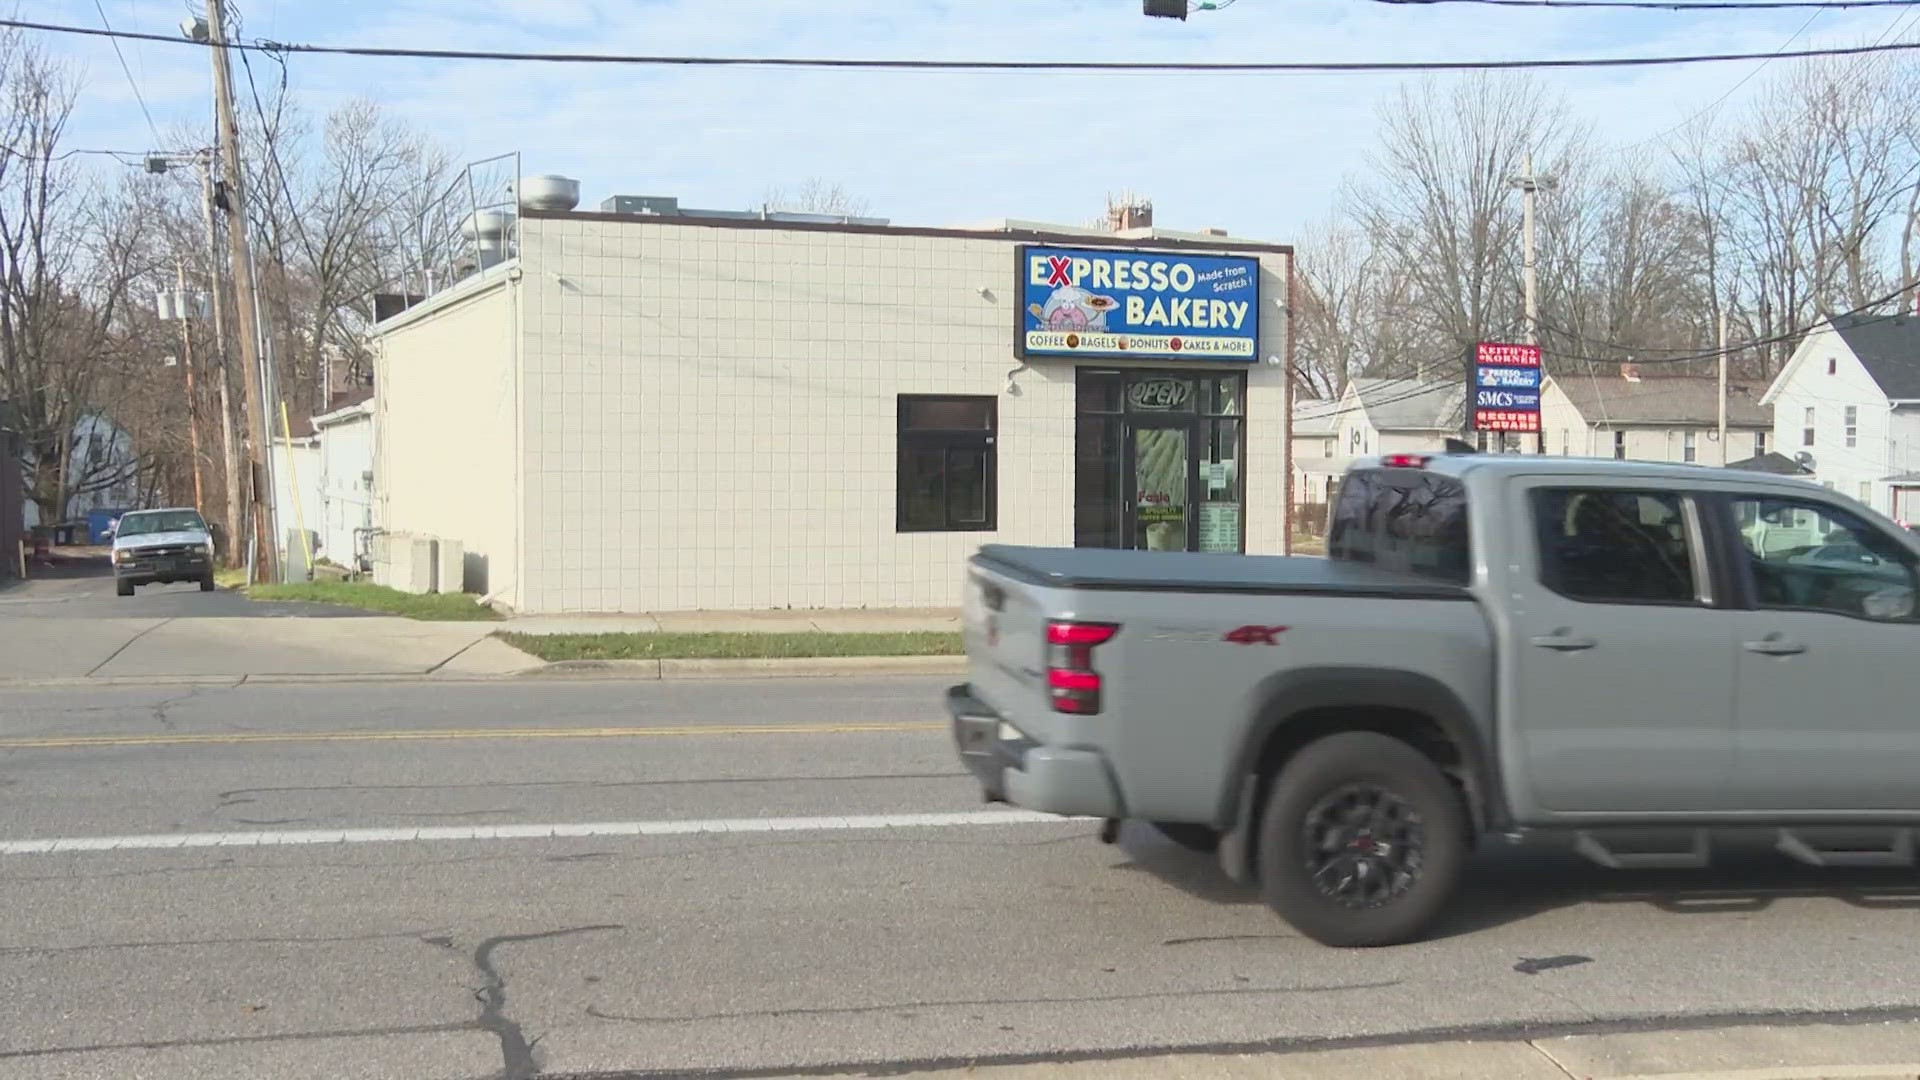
[372,185,1293,613]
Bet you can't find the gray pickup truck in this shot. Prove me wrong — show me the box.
[949,452,1920,947]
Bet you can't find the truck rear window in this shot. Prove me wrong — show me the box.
[1326,469,1471,585]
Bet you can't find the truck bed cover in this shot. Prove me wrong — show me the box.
[972,545,1471,600]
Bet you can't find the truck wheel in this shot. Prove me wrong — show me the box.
[1152,822,1220,852]
[199,573,216,592]
[115,577,134,597]
[1257,731,1466,948]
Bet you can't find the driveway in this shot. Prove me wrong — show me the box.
[0,556,370,619]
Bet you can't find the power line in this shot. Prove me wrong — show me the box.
[1616,5,1823,152]
[1376,0,1920,9]
[90,0,160,142]
[9,15,1920,73]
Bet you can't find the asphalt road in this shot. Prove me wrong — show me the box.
[0,560,368,619]
[3,677,1919,1080]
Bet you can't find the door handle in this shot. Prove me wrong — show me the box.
[1529,632,1597,652]
[1742,635,1807,657]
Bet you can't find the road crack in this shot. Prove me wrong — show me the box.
[429,925,622,1079]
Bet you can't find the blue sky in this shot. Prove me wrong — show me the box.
[35,0,1916,240]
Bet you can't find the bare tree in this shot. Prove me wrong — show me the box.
[1347,73,1583,369]
[759,177,872,217]
[0,34,162,525]
[1292,222,1424,394]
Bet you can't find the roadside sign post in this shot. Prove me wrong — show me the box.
[1468,342,1543,452]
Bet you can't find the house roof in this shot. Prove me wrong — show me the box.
[1292,398,1340,437]
[1727,451,1812,475]
[1550,373,1770,428]
[1830,312,1920,400]
[1352,377,1464,432]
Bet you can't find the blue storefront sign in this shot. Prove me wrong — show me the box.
[1018,245,1261,362]
[1470,342,1543,433]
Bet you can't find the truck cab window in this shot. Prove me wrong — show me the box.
[1328,470,1471,585]
[1732,497,1918,622]
[1532,488,1699,605]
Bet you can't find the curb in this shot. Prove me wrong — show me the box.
[532,655,967,680]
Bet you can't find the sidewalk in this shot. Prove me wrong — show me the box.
[502,607,961,635]
[782,1018,1920,1079]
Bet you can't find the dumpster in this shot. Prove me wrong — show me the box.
[87,508,129,544]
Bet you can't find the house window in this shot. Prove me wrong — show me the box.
[1349,429,1361,453]
[1860,481,1874,504]
[1323,438,1333,458]
[1613,431,1626,460]
[897,395,996,532]
[1560,429,1570,456]
[1683,431,1697,464]
[1828,357,1838,375]
[1804,407,1816,447]
[1756,430,1768,456]
[1845,406,1858,448]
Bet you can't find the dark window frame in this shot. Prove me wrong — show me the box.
[896,394,998,533]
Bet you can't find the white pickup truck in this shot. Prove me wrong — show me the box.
[949,452,1920,947]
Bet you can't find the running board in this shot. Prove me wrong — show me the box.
[1573,830,1711,870]
[1775,829,1917,869]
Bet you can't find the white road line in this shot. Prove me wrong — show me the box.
[0,809,1091,855]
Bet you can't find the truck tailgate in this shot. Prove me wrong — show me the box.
[960,561,1054,731]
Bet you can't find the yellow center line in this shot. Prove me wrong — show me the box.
[0,721,946,750]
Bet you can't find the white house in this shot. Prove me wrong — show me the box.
[272,429,321,570]
[1762,312,1920,522]
[313,390,375,571]
[21,412,140,531]
[1540,366,1771,466]
[1291,396,1343,512]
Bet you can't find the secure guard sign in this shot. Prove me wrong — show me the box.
[1019,245,1260,361]
[1470,342,1543,433]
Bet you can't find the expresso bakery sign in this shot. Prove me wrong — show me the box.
[1018,245,1261,362]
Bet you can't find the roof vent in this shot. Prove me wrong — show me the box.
[515,174,580,211]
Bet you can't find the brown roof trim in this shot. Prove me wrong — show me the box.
[518,207,1294,255]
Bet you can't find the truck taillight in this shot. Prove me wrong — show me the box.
[1045,620,1118,714]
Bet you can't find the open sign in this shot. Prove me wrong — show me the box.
[1127,379,1191,411]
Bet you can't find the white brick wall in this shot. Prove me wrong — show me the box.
[386,216,1290,614]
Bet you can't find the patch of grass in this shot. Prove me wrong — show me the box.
[499,630,962,662]
[213,566,249,589]
[246,581,502,621]
[1291,533,1327,556]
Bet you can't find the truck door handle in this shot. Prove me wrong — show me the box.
[1742,635,1807,657]
[1529,632,1597,652]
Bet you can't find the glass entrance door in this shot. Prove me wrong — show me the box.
[1130,425,1190,551]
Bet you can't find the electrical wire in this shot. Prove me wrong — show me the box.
[90,0,160,142]
[1376,0,1920,9]
[9,15,1920,73]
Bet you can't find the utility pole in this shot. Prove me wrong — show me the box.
[171,260,206,509]
[1510,152,1556,455]
[199,156,243,565]
[200,0,277,583]
[1718,309,1729,462]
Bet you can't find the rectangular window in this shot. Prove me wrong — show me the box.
[1756,430,1769,456]
[1560,429,1570,456]
[1845,405,1858,448]
[1613,430,1626,460]
[1530,487,1700,606]
[1683,431,1697,464]
[1327,469,1472,585]
[1804,406,1816,447]
[1861,481,1874,504]
[897,395,996,533]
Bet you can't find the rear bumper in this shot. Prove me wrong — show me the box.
[946,684,1122,819]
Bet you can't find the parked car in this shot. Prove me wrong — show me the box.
[110,507,216,596]
[948,452,1920,948]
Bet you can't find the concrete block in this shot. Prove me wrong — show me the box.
[374,532,435,594]
[433,537,465,594]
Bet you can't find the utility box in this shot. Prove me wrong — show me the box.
[433,537,464,594]
[284,528,318,581]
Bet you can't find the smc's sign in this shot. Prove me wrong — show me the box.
[1470,341,1543,434]
[1019,245,1261,362]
